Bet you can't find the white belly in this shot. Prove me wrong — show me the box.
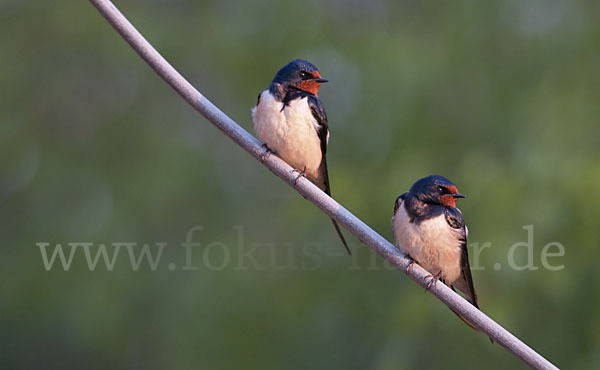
[252,91,324,184]
[392,201,463,284]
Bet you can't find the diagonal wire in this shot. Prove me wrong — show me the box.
[88,1,559,369]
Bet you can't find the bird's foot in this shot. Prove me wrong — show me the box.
[404,256,415,274]
[291,167,307,188]
[424,271,442,292]
[260,144,272,162]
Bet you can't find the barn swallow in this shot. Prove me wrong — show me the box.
[252,59,350,255]
[392,175,483,332]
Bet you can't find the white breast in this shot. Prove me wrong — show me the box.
[252,91,324,185]
[392,200,463,284]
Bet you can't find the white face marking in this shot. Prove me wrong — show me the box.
[392,200,464,284]
[252,90,325,188]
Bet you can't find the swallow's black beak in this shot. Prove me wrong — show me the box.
[452,193,465,199]
[314,77,328,83]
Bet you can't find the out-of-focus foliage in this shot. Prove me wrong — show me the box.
[1,0,599,369]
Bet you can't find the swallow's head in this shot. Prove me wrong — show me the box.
[409,175,465,207]
[271,59,328,95]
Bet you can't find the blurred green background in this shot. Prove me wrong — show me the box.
[2,0,599,369]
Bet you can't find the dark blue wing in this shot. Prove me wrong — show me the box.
[307,94,329,158]
[445,207,479,309]
[306,94,350,254]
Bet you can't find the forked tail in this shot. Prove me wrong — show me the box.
[331,218,351,255]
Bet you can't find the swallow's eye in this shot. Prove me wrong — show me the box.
[437,186,445,194]
[299,71,309,79]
